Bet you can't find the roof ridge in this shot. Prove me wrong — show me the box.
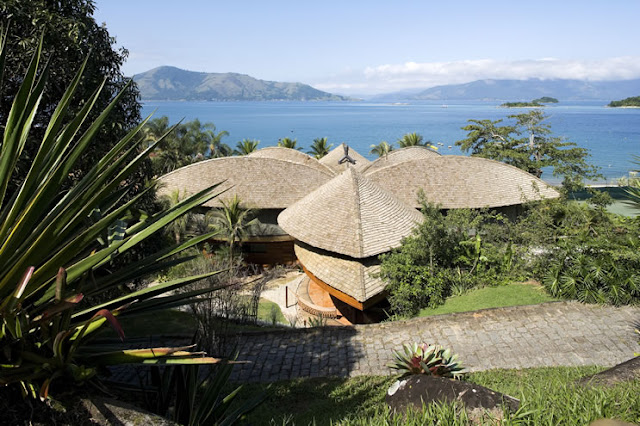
[350,167,365,258]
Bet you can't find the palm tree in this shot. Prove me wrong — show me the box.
[370,141,394,157]
[142,116,172,145]
[277,137,302,150]
[397,132,425,147]
[307,137,333,159]
[209,195,256,260]
[161,190,194,244]
[234,139,260,155]
[397,132,439,150]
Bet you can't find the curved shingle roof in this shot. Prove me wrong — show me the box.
[319,143,370,173]
[248,147,335,175]
[295,242,385,304]
[158,157,334,209]
[361,146,440,174]
[278,167,422,258]
[366,156,560,209]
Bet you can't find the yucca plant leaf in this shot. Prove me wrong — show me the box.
[82,347,224,366]
[71,271,223,320]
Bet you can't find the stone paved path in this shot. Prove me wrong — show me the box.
[230,302,640,382]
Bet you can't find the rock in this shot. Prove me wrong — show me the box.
[386,375,520,421]
[578,356,640,387]
[81,396,179,426]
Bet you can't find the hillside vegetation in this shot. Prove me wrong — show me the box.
[134,66,352,101]
[608,96,640,107]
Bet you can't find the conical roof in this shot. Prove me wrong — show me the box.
[361,146,440,175]
[319,143,370,173]
[278,167,422,258]
[248,147,335,175]
[295,242,385,303]
[158,156,333,209]
[366,156,560,209]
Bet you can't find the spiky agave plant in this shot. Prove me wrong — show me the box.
[0,32,229,400]
[388,343,465,379]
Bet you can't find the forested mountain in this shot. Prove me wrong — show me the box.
[406,78,640,101]
[134,66,352,101]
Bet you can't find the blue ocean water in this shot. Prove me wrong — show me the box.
[141,100,640,184]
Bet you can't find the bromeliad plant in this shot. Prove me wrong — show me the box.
[0,32,228,400]
[389,343,465,379]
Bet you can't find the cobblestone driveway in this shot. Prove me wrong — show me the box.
[231,302,640,382]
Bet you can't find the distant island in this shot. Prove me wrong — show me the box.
[607,96,640,107]
[134,66,354,101]
[533,96,559,103]
[500,96,558,108]
[500,101,543,108]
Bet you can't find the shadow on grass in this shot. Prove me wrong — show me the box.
[236,375,395,426]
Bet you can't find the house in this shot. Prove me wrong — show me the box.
[158,144,559,322]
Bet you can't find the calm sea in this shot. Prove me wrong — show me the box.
[141,100,640,184]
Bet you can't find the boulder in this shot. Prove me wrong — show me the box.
[81,397,179,426]
[578,356,640,387]
[386,375,519,421]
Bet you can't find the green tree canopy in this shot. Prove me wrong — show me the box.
[143,117,230,175]
[397,132,425,147]
[307,137,333,159]
[277,137,302,150]
[456,110,601,190]
[0,0,145,195]
[234,139,260,155]
[370,141,394,157]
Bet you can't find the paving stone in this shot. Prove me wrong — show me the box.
[220,302,640,383]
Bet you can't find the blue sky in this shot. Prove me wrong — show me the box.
[93,0,640,95]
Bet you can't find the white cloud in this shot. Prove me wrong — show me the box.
[313,57,640,95]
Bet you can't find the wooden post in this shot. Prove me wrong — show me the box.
[285,285,288,308]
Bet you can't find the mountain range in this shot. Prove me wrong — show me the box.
[134,66,640,102]
[370,78,640,102]
[134,66,351,101]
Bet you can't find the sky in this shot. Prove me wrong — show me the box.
[93,0,640,95]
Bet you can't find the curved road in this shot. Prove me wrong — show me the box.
[231,302,640,382]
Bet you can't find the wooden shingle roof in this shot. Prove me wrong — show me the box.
[295,242,385,303]
[158,157,334,209]
[319,143,370,173]
[361,146,440,174]
[278,167,422,258]
[248,147,335,175]
[366,156,560,209]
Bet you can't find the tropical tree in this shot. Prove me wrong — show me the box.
[0,35,226,400]
[0,0,146,198]
[234,139,260,155]
[625,156,640,211]
[143,117,231,174]
[397,132,439,150]
[208,195,256,261]
[161,190,196,244]
[307,137,333,159]
[370,141,394,157]
[398,132,424,147]
[277,137,302,150]
[456,110,601,190]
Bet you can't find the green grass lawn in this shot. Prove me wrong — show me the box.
[257,297,287,325]
[418,283,559,317]
[236,366,640,425]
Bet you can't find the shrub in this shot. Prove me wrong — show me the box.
[0,34,226,399]
[380,199,513,316]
